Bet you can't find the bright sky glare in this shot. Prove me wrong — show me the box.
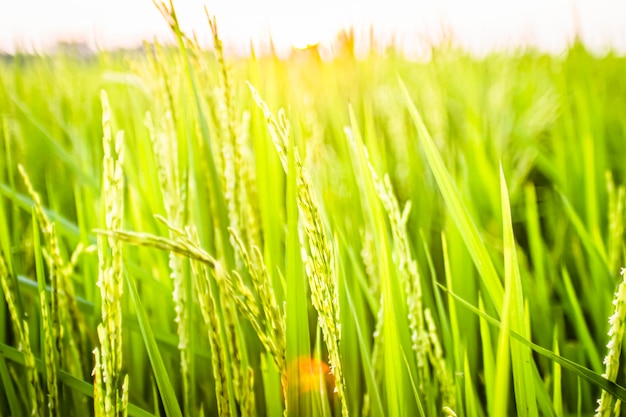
[1,0,625,55]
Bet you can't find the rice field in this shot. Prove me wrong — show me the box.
[1,3,626,417]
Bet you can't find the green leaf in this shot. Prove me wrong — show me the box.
[439,283,626,403]
[341,248,385,417]
[0,342,155,417]
[285,135,312,416]
[0,184,84,241]
[559,193,609,272]
[400,79,504,314]
[500,167,538,416]
[4,93,99,189]
[0,350,22,416]
[125,273,183,417]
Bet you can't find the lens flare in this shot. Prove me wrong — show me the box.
[287,356,335,395]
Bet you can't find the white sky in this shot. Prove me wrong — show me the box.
[0,0,625,55]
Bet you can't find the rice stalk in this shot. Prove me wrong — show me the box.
[208,11,261,256]
[103,217,272,415]
[208,11,239,247]
[145,109,192,414]
[594,267,626,417]
[221,296,256,417]
[0,253,45,416]
[224,302,243,407]
[425,308,455,409]
[134,217,282,399]
[17,164,87,380]
[93,90,128,417]
[236,111,262,249]
[154,0,236,270]
[95,231,211,270]
[296,141,346,416]
[98,200,287,415]
[221,134,239,262]
[230,229,286,387]
[38,286,59,417]
[144,39,180,128]
[186,226,233,417]
[357,133,455,409]
[248,83,348,417]
[241,366,257,417]
[18,168,61,416]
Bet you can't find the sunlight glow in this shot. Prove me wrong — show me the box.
[1,0,625,54]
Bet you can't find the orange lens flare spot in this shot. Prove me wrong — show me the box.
[287,356,335,395]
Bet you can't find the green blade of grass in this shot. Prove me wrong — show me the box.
[32,209,60,417]
[5,93,99,189]
[346,107,416,415]
[15,273,212,361]
[439,283,626,403]
[559,192,610,275]
[463,350,483,417]
[478,296,495,414]
[401,348,425,417]
[400,78,504,314]
[125,272,183,417]
[493,258,512,417]
[341,245,385,417]
[523,184,552,348]
[0,181,15,277]
[0,184,85,241]
[261,353,283,417]
[500,167,538,416]
[285,135,311,416]
[560,267,602,372]
[552,331,563,417]
[0,342,155,417]
[0,349,22,416]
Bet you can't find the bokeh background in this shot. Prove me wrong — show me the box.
[1,0,626,56]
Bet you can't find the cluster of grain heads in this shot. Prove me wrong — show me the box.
[165,219,254,417]
[18,163,95,415]
[234,111,262,251]
[226,228,289,415]
[343,116,455,415]
[93,90,129,417]
[185,226,236,417]
[145,109,193,414]
[98,222,285,416]
[16,167,60,416]
[207,11,251,259]
[209,16,262,258]
[248,83,348,417]
[595,268,626,417]
[0,253,45,416]
[138,10,269,414]
[366,148,455,409]
[153,0,236,271]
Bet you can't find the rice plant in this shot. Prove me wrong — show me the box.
[1,2,626,416]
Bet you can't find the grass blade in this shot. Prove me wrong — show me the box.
[440,283,626,403]
[125,273,183,417]
[400,79,504,314]
[0,342,155,417]
[0,350,21,416]
[500,167,538,416]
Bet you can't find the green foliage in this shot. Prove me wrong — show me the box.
[1,7,626,416]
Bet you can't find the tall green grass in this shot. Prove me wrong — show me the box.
[1,4,626,416]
